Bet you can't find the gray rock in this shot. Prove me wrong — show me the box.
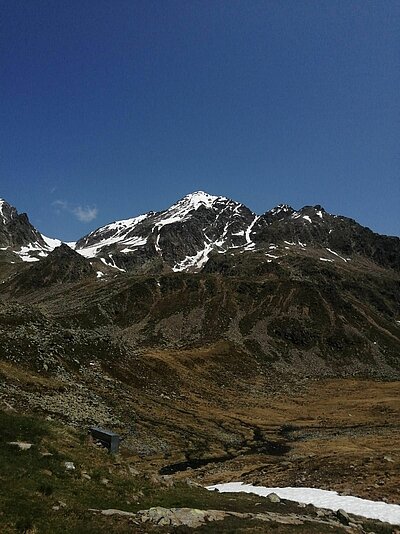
[336,508,350,525]
[100,509,135,517]
[266,492,281,503]
[8,441,32,450]
[128,466,140,476]
[64,461,75,470]
[138,507,227,528]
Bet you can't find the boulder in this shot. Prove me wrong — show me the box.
[8,441,32,450]
[266,492,281,503]
[336,508,350,525]
[138,507,226,528]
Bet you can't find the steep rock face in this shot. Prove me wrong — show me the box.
[0,199,46,248]
[1,192,399,273]
[0,199,61,263]
[0,192,398,379]
[75,192,258,272]
[73,193,400,273]
[3,244,96,296]
[255,205,400,271]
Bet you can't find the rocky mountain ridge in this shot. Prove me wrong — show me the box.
[1,192,399,273]
[0,198,61,263]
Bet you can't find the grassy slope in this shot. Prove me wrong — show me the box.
[1,410,396,534]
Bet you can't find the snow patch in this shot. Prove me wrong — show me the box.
[41,235,62,249]
[15,243,43,262]
[270,204,292,215]
[326,248,348,262]
[173,243,213,272]
[100,257,126,272]
[206,483,400,525]
[0,199,7,224]
[265,253,279,259]
[245,215,259,244]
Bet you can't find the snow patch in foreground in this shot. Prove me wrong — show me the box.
[206,483,400,525]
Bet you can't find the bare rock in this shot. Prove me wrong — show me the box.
[266,492,281,503]
[100,509,135,517]
[8,441,32,450]
[336,508,350,525]
[138,507,226,528]
[128,466,140,476]
[64,461,75,471]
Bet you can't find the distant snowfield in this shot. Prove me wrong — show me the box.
[206,483,400,525]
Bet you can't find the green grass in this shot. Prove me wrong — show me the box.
[0,410,395,533]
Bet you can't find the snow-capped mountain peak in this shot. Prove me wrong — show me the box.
[170,191,227,211]
[2,193,399,274]
[73,191,256,272]
[0,198,62,262]
[0,198,17,225]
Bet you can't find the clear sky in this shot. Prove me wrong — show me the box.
[1,0,399,240]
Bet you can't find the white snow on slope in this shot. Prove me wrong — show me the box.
[76,192,231,260]
[158,191,224,227]
[153,192,230,252]
[99,213,150,233]
[14,234,63,262]
[326,248,348,262]
[265,253,279,259]
[42,235,62,249]
[206,483,400,525]
[76,214,150,258]
[15,244,41,262]
[100,256,126,272]
[270,204,292,215]
[173,243,214,272]
[245,215,259,245]
[0,199,7,224]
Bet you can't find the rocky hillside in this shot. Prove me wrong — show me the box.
[2,192,398,273]
[73,192,400,273]
[0,193,399,533]
[0,198,61,264]
[0,191,399,380]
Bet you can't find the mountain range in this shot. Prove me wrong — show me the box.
[0,190,399,381]
[1,191,399,274]
[1,190,400,527]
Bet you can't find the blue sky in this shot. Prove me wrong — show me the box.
[1,0,399,240]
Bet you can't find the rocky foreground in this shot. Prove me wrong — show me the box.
[2,409,399,533]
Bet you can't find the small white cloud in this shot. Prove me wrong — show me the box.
[72,205,98,222]
[53,200,68,215]
[53,200,98,223]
